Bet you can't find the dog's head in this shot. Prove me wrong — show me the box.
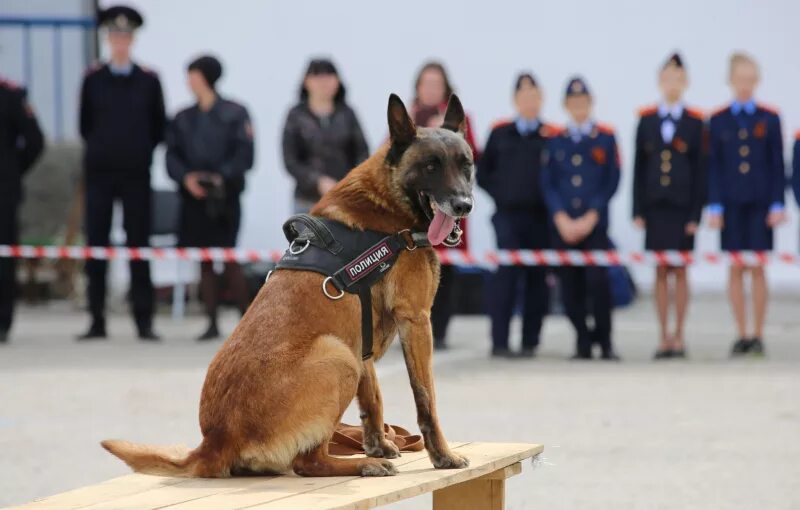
[385,93,475,245]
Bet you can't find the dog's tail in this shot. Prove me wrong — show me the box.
[101,439,205,477]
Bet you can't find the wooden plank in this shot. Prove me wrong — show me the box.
[159,445,447,510]
[476,462,521,481]
[9,475,186,510]
[433,478,505,510]
[248,442,542,510]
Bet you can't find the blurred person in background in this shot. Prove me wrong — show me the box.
[0,78,44,343]
[632,53,707,360]
[281,58,368,213]
[477,73,555,358]
[410,61,479,350]
[77,5,166,340]
[166,55,254,341]
[794,131,800,212]
[707,53,785,357]
[541,77,621,361]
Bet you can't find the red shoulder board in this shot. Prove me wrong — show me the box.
[794,130,800,141]
[0,78,21,91]
[540,123,563,137]
[491,118,513,130]
[757,102,779,115]
[709,104,729,117]
[637,104,657,117]
[596,122,615,135]
[684,106,705,120]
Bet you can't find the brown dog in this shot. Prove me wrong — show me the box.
[102,93,475,477]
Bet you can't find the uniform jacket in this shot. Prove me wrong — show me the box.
[540,122,621,230]
[281,102,369,202]
[79,63,166,174]
[708,103,784,207]
[0,78,44,202]
[793,131,800,208]
[166,97,254,195]
[632,104,706,222]
[477,119,558,213]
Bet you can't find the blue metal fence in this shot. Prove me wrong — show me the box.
[0,16,95,140]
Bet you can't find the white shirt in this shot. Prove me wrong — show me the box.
[658,102,683,143]
[567,120,593,143]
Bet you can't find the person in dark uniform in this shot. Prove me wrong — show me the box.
[477,73,556,358]
[633,53,707,359]
[541,77,621,360]
[78,5,166,340]
[0,78,44,343]
[707,53,785,357]
[281,59,369,213]
[166,55,255,340]
[793,130,800,211]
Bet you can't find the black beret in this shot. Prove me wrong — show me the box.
[188,55,223,88]
[663,52,685,70]
[98,5,143,32]
[514,72,538,92]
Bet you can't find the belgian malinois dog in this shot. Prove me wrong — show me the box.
[102,93,475,477]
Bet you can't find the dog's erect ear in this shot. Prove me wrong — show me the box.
[387,93,416,146]
[441,94,466,134]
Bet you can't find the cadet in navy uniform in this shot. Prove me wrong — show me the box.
[707,53,785,357]
[78,5,166,340]
[0,78,44,343]
[166,55,255,341]
[477,73,557,358]
[541,77,621,360]
[633,53,706,359]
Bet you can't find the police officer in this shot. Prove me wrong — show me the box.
[633,53,706,359]
[541,77,621,360]
[707,53,785,357]
[0,78,44,343]
[477,73,556,358]
[78,5,166,340]
[166,55,255,340]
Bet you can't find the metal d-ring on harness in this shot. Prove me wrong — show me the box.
[270,214,432,360]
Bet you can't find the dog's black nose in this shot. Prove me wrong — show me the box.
[450,196,473,216]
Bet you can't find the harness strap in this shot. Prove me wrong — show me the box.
[282,214,343,254]
[358,287,373,360]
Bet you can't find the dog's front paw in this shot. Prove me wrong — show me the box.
[360,459,398,477]
[364,439,401,459]
[430,451,469,469]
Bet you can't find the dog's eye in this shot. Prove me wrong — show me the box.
[424,163,437,174]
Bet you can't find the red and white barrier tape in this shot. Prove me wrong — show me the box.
[1,245,798,266]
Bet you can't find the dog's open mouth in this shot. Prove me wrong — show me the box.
[418,192,461,246]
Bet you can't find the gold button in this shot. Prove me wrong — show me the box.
[739,162,750,174]
[661,161,671,173]
[739,128,748,140]
[661,150,671,161]
[571,154,583,166]
[660,175,671,187]
[739,145,750,157]
[571,175,583,187]
[572,198,582,209]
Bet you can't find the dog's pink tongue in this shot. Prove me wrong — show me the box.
[428,208,456,245]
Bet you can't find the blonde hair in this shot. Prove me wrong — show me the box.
[729,52,759,78]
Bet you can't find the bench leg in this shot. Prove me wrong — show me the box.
[432,462,521,510]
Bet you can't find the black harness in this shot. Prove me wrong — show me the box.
[271,214,432,360]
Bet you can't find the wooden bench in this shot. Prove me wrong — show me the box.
[13,442,542,510]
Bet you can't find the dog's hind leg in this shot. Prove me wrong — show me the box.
[293,442,397,477]
[357,359,400,459]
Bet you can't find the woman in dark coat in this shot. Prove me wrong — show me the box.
[281,58,369,213]
[410,61,479,350]
[166,55,254,340]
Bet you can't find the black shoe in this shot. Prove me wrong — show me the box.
[77,321,107,340]
[491,347,515,358]
[653,349,673,360]
[138,328,161,341]
[570,351,592,360]
[671,348,687,359]
[0,329,8,343]
[433,338,448,351]
[748,338,765,357]
[197,323,220,341]
[518,347,537,358]
[730,338,751,357]
[601,351,621,361]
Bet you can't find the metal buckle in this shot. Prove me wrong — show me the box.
[398,229,417,251]
[289,239,310,255]
[322,276,345,300]
[264,270,273,283]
